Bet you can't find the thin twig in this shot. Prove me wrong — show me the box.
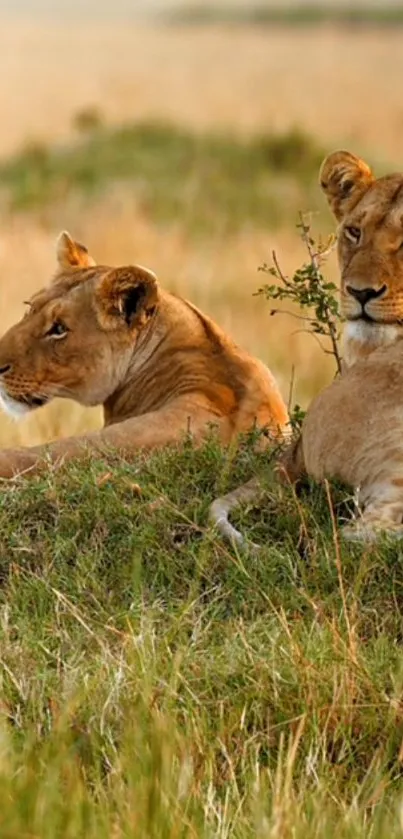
[270,309,317,323]
[324,479,357,664]
[287,365,295,413]
[290,328,329,356]
[298,211,342,375]
[272,250,294,289]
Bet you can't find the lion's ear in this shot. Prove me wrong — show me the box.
[56,231,96,269]
[96,265,159,329]
[319,151,374,222]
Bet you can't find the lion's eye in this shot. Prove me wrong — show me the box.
[344,226,361,244]
[46,321,68,338]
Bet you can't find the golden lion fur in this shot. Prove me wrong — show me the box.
[0,233,288,478]
[211,150,403,544]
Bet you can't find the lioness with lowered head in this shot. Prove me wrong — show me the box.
[0,232,288,478]
[210,150,403,543]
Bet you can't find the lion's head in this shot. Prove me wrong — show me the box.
[0,232,159,418]
[320,150,403,366]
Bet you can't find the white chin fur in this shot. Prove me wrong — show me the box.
[0,389,31,419]
[344,320,401,348]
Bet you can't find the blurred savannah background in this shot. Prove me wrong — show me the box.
[0,0,401,446]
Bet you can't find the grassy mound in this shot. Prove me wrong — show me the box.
[1,435,403,837]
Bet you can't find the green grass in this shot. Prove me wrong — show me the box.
[165,4,403,27]
[2,433,403,836]
[0,121,325,232]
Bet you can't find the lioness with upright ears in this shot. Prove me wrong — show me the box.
[0,232,288,478]
[211,150,403,543]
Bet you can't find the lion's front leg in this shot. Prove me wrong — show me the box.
[0,447,43,479]
[0,434,101,479]
[0,400,226,479]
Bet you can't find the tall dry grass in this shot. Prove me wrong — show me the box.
[0,24,401,160]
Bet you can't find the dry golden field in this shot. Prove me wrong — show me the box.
[0,21,401,447]
[0,23,402,157]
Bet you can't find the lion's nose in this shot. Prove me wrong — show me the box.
[346,284,387,306]
[0,364,11,376]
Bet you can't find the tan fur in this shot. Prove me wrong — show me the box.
[210,151,403,544]
[320,150,403,368]
[0,233,288,479]
[297,339,403,540]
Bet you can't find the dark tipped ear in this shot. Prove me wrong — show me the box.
[319,151,374,222]
[96,265,159,329]
[56,231,96,269]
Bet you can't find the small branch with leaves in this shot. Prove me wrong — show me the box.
[257,213,342,377]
